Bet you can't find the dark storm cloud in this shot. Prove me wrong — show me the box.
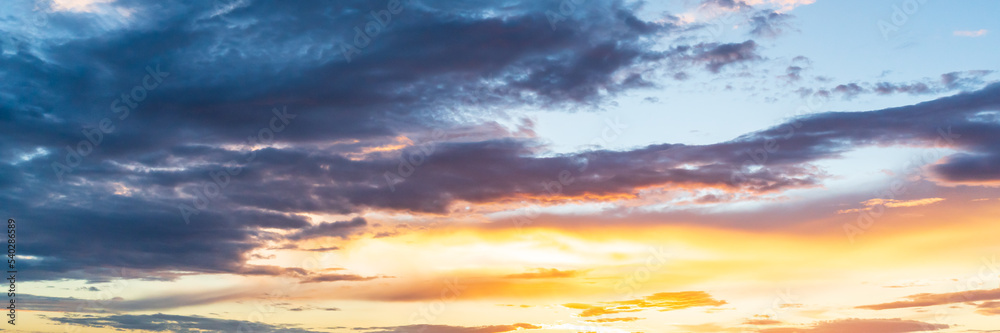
[1,0,673,163]
[1,0,679,280]
[169,84,1000,216]
[932,151,1000,182]
[9,80,1000,282]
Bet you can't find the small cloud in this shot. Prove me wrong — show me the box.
[299,273,381,284]
[303,246,341,252]
[585,317,641,323]
[954,29,988,37]
[857,286,1000,310]
[504,268,583,279]
[743,318,782,325]
[760,318,947,332]
[498,304,534,308]
[976,301,1000,315]
[287,217,367,241]
[837,198,944,214]
[563,291,726,317]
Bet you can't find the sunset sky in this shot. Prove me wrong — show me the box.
[3,0,1000,332]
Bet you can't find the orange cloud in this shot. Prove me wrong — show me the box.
[585,317,641,323]
[857,287,1000,310]
[837,198,945,214]
[758,318,947,333]
[503,268,584,279]
[563,291,726,317]
[744,318,783,325]
[975,301,1000,315]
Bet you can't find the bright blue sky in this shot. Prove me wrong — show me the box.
[527,0,999,153]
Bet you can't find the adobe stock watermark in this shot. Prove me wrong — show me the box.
[545,0,587,30]
[340,0,409,63]
[52,65,169,182]
[574,246,670,332]
[612,247,670,299]
[877,0,930,40]
[843,126,959,243]
[178,107,295,224]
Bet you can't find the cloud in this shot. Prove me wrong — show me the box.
[954,29,988,37]
[857,287,1000,310]
[4,0,1000,285]
[744,0,816,12]
[563,291,726,317]
[782,65,805,81]
[12,82,1000,282]
[759,318,947,333]
[744,318,783,325]
[749,10,794,38]
[503,268,583,279]
[287,217,368,241]
[700,0,814,12]
[700,0,752,10]
[833,83,865,98]
[837,198,945,214]
[355,323,541,333]
[942,70,994,89]
[801,70,994,99]
[48,0,113,12]
[23,287,272,312]
[0,0,695,282]
[676,318,945,333]
[302,246,342,252]
[689,40,762,73]
[585,317,641,323]
[49,313,326,332]
[299,273,382,284]
[874,82,933,95]
[975,301,1000,315]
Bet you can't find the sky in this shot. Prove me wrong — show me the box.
[1,0,1000,332]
